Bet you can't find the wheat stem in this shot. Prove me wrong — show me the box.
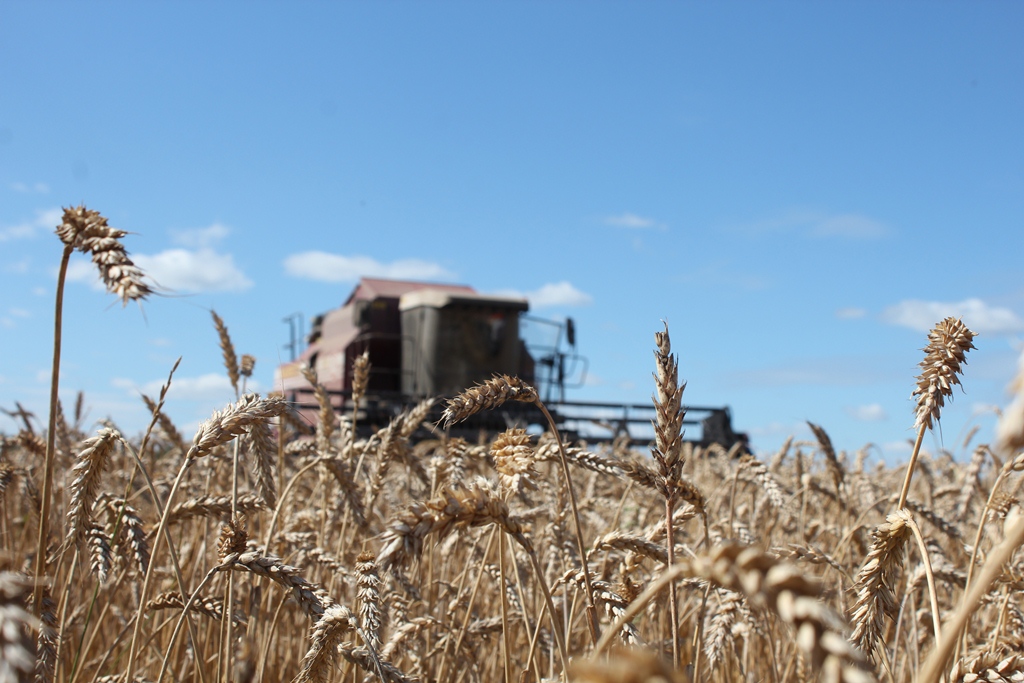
[533,400,601,645]
[156,561,232,683]
[33,244,73,615]
[897,424,928,510]
[905,515,942,646]
[918,513,1024,683]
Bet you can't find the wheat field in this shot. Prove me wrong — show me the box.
[2,206,1024,683]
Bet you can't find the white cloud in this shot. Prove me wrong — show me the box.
[495,281,593,309]
[880,298,1024,335]
[10,182,50,194]
[604,213,666,230]
[527,282,593,308]
[8,308,30,318]
[67,246,252,294]
[845,404,888,421]
[0,207,62,242]
[835,307,867,320]
[283,251,455,283]
[0,318,14,329]
[169,223,231,249]
[136,248,253,293]
[32,287,47,296]
[65,246,251,294]
[63,223,251,293]
[115,372,260,402]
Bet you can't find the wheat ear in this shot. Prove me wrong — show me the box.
[301,364,336,453]
[63,428,121,555]
[210,310,240,397]
[55,205,153,304]
[950,653,1024,683]
[295,604,359,683]
[899,317,976,509]
[849,509,912,662]
[439,375,538,426]
[356,551,384,651]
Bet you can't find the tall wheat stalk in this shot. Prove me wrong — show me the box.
[34,207,151,615]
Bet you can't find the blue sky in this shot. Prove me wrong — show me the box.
[1,2,1022,462]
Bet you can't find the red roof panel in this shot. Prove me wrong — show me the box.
[343,277,476,305]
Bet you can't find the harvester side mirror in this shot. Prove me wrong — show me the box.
[566,318,576,348]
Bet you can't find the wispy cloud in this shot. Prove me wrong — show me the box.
[130,223,254,292]
[10,182,50,194]
[845,403,888,421]
[113,372,260,402]
[732,209,888,240]
[604,212,667,230]
[526,282,593,308]
[880,298,1024,335]
[66,244,253,294]
[0,207,61,242]
[836,307,867,320]
[136,249,253,293]
[494,281,593,309]
[283,251,455,283]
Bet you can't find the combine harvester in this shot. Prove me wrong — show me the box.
[276,277,746,448]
